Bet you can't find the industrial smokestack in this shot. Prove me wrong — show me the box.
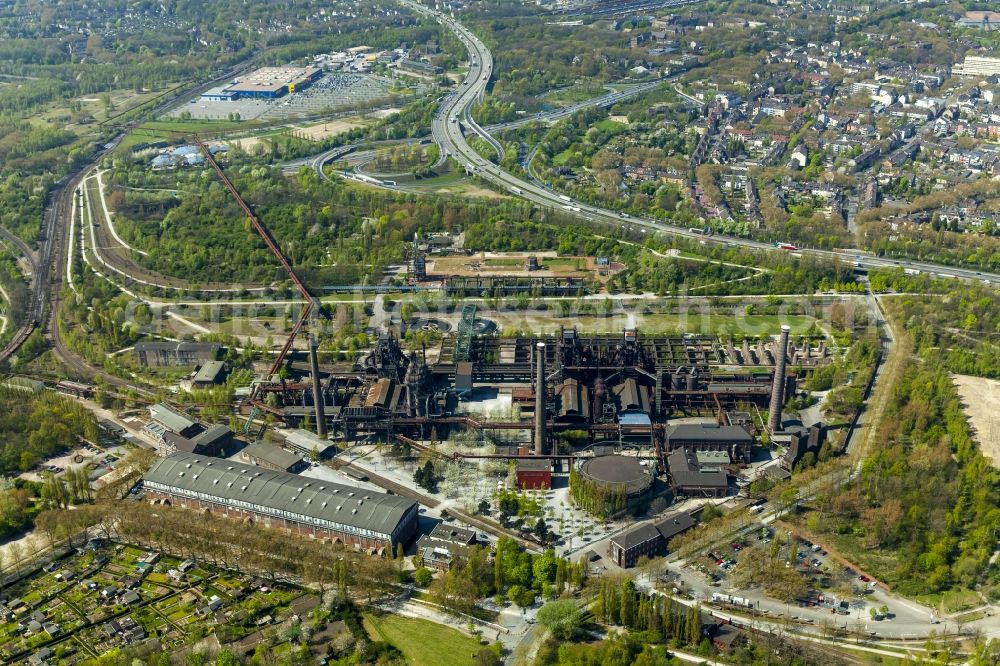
[535,343,546,456]
[768,325,791,433]
[309,334,327,438]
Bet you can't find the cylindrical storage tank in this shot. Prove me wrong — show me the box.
[576,455,655,518]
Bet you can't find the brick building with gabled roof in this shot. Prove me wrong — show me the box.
[142,452,418,552]
[608,510,698,567]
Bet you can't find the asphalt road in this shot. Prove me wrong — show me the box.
[399,0,1000,286]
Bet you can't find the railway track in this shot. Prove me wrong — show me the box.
[1,67,248,375]
[82,174,270,294]
[325,455,544,552]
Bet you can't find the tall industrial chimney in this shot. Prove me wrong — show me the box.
[768,325,791,433]
[535,343,546,455]
[309,334,327,438]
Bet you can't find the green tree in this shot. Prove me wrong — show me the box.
[532,549,557,584]
[554,558,567,594]
[215,650,240,666]
[537,599,584,640]
[619,578,637,627]
[686,604,702,646]
[414,567,433,587]
[508,584,525,606]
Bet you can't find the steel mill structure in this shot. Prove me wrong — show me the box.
[244,327,829,480]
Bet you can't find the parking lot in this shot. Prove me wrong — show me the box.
[169,73,418,121]
[691,527,890,618]
[20,441,125,484]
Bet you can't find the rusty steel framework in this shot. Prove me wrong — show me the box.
[196,137,316,429]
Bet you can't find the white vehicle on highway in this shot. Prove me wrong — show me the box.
[559,194,571,202]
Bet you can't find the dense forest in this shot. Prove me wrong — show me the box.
[0,248,28,345]
[474,19,665,98]
[870,270,1000,378]
[796,295,1000,598]
[105,152,854,296]
[0,389,99,540]
[803,358,1000,596]
[106,161,532,286]
[58,262,147,374]
[0,387,98,473]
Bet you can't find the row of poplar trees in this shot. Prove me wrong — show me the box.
[594,577,705,647]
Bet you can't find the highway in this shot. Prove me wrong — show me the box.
[565,0,703,18]
[399,0,1000,286]
[283,76,672,178]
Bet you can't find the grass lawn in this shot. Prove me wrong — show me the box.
[594,117,628,131]
[363,613,482,666]
[545,257,586,267]
[953,608,986,623]
[914,588,982,614]
[551,148,573,167]
[377,168,463,189]
[138,118,261,136]
[544,84,606,106]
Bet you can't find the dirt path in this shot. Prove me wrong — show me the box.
[94,170,148,256]
[953,374,1000,467]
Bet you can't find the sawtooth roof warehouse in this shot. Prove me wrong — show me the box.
[142,453,418,553]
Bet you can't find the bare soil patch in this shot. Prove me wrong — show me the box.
[298,118,365,140]
[953,374,1000,467]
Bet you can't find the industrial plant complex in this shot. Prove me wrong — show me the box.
[4,0,989,659]
[130,318,826,555]
[275,322,814,459]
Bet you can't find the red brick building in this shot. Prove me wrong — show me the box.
[608,511,698,568]
[515,458,552,489]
